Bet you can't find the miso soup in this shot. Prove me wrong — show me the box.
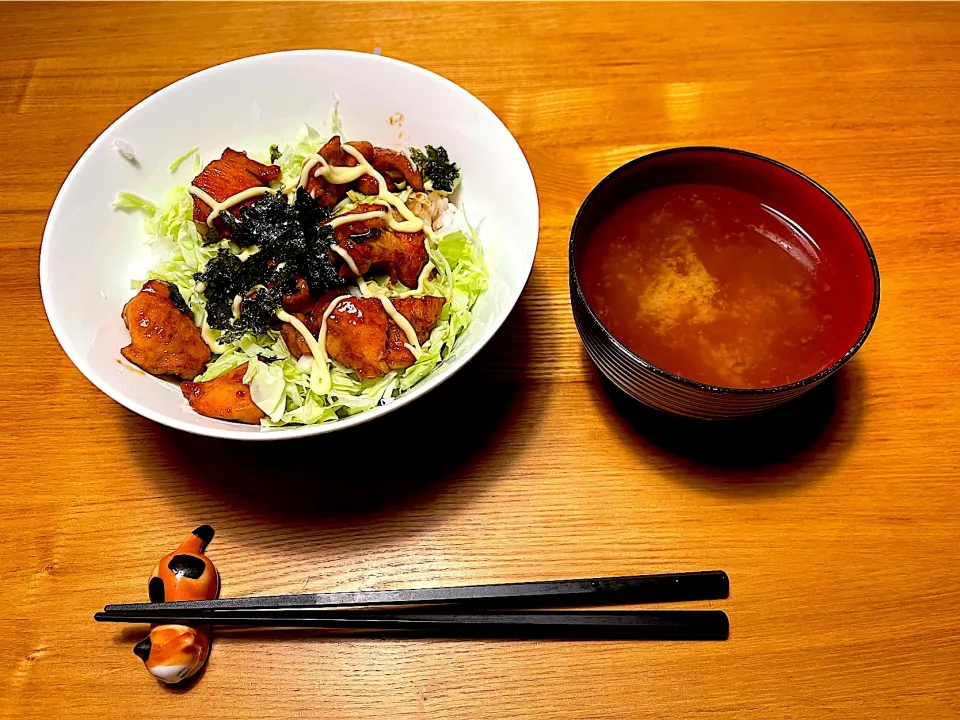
[579,184,838,388]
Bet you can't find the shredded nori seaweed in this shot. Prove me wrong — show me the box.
[194,191,340,340]
[165,282,191,315]
[410,145,460,193]
[295,187,340,292]
[235,286,282,337]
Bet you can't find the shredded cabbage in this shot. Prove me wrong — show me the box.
[116,129,488,428]
[113,192,156,214]
[331,93,345,137]
[168,147,199,172]
[275,123,326,186]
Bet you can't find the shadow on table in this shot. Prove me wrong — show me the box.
[588,355,868,496]
[121,274,552,550]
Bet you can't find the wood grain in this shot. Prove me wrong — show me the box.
[2,2,960,718]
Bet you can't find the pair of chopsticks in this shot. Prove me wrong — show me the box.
[95,570,730,640]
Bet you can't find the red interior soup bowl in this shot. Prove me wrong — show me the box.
[569,147,880,419]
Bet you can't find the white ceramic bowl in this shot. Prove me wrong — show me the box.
[40,51,538,440]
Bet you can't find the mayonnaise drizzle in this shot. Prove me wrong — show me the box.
[276,308,335,395]
[325,244,372,296]
[326,207,390,229]
[283,144,424,233]
[276,282,424,395]
[294,154,368,189]
[340,144,423,233]
[200,319,228,354]
[327,244,421,352]
[278,293,361,394]
[328,244,363,278]
[188,186,274,227]
[375,296,423,357]
[394,261,435,299]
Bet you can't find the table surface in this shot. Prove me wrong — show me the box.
[3,2,960,718]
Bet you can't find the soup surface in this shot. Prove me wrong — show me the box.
[579,184,838,388]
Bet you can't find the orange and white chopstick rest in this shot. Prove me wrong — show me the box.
[132,525,219,684]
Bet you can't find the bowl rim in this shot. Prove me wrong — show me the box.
[568,145,881,396]
[40,49,539,440]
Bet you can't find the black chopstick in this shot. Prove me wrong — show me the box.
[101,571,729,615]
[94,609,729,640]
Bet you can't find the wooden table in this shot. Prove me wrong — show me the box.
[3,2,960,717]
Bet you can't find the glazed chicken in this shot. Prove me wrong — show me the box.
[371,147,423,191]
[327,203,429,288]
[281,294,445,378]
[191,148,281,235]
[305,136,424,207]
[280,276,315,313]
[390,296,448,341]
[279,287,347,359]
[306,136,371,208]
[121,280,210,380]
[325,295,445,378]
[180,364,265,424]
